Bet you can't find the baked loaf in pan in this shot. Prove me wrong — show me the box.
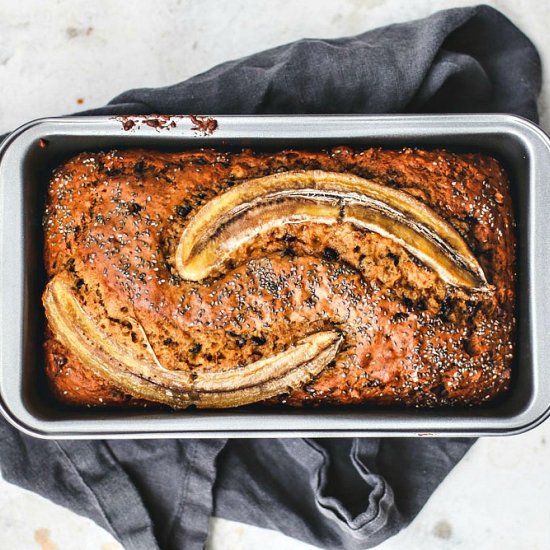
[42,146,515,409]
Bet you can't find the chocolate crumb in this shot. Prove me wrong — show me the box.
[189,115,218,135]
[114,116,136,131]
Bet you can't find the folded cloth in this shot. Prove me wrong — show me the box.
[0,5,541,550]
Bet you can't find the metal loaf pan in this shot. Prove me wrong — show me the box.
[1,114,549,439]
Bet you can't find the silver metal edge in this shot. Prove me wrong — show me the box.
[1,113,549,438]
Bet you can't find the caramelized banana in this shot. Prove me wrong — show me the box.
[176,170,487,288]
[43,274,343,408]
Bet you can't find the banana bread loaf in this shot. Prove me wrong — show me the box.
[42,146,515,408]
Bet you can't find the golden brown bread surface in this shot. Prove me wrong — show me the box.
[43,146,516,408]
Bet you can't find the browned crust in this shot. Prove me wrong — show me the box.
[43,146,515,408]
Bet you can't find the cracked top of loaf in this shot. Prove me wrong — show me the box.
[42,146,515,409]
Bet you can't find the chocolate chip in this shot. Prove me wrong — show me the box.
[190,343,202,354]
[75,278,85,290]
[163,338,174,345]
[416,298,428,311]
[431,383,448,397]
[466,299,482,315]
[304,295,318,307]
[251,335,266,345]
[282,247,296,258]
[227,330,247,348]
[105,167,123,177]
[387,252,400,265]
[323,247,340,262]
[402,297,414,309]
[439,296,455,321]
[282,233,297,243]
[134,160,145,174]
[176,204,192,219]
[128,202,143,214]
[463,338,476,355]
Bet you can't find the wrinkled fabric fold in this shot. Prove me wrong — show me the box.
[81,5,540,121]
[0,5,541,550]
[213,438,471,549]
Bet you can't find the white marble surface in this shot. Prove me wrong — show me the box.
[1,0,549,549]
